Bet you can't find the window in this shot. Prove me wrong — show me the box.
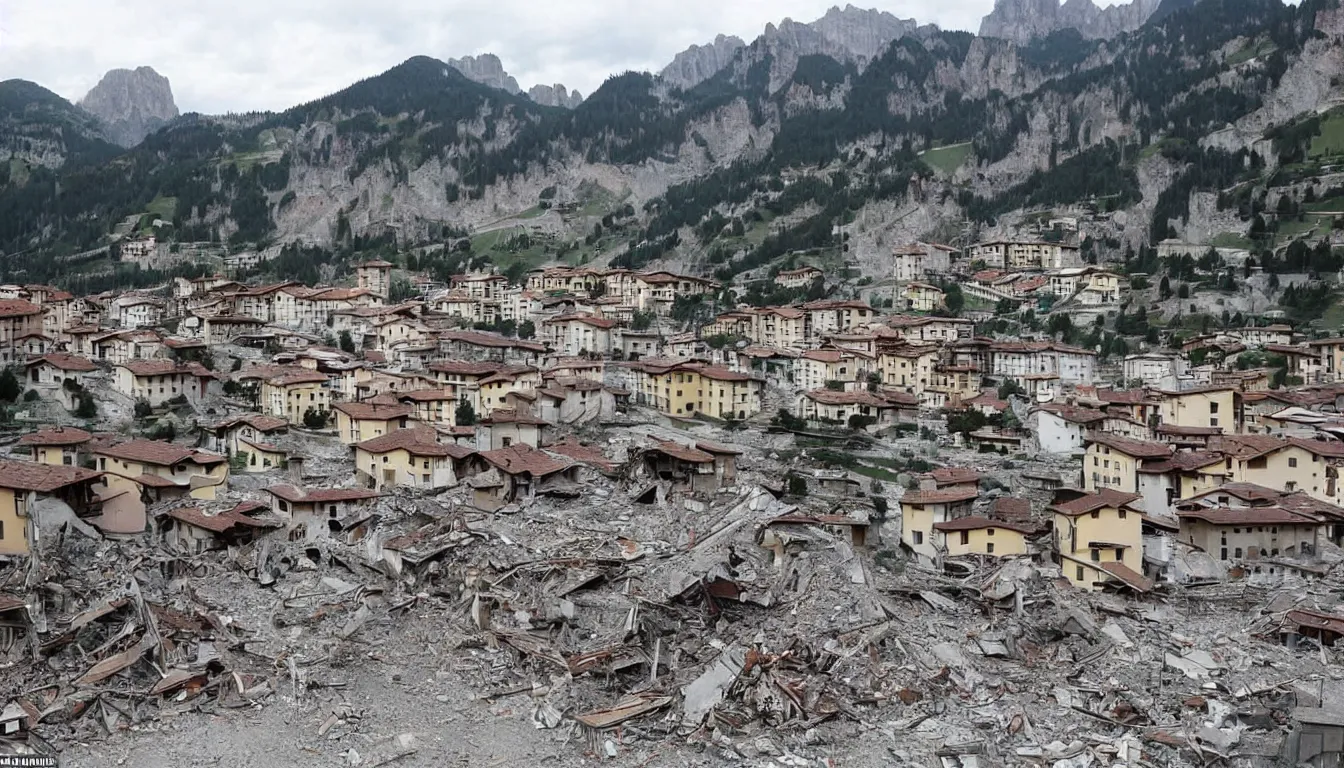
[1289,457,1298,468]
[913,531,923,545]
[1090,549,1100,561]
[960,531,970,545]
[1221,548,1228,560]
[63,455,72,466]
[987,528,995,536]
[1118,509,1127,519]
[1076,565,1085,581]
[986,542,995,554]
[99,458,106,470]
[1234,547,1243,558]
[1090,510,1100,519]
[1115,550,1124,562]
[382,456,389,463]
[1209,402,1219,414]
[1094,456,1098,466]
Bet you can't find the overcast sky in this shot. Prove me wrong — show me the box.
[1,0,1011,114]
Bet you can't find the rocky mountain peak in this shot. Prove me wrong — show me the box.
[446,54,523,94]
[978,0,1162,42]
[661,5,923,90]
[77,66,179,148]
[447,54,584,108]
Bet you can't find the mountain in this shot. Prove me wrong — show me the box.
[77,66,180,148]
[528,84,584,109]
[0,0,1338,296]
[0,79,120,170]
[660,5,924,90]
[447,54,584,109]
[978,0,1163,42]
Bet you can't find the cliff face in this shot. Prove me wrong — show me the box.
[978,0,1161,42]
[445,54,523,94]
[77,66,179,148]
[660,34,748,90]
[528,84,584,109]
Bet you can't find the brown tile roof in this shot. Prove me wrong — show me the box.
[993,497,1032,523]
[28,353,96,372]
[18,426,93,447]
[926,467,981,486]
[396,388,458,403]
[1098,562,1155,593]
[333,401,414,420]
[94,440,225,467]
[478,444,574,477]
[117,360,199,377]
[544,438,618,472]
[1092,388,1148,404]
[1139,450,1226,474]
[0,299,41,317]
[484,409,551,426]
[1288,437,1344,458]
[698,366,754,383]
[1037,403,1106,424]
[1208,434,1289,460]
[1156,424,1223,436]
[207,414,289,432]
[440,330,546,352]
[901,487,980,505]
[1050,488,1141,516]
[266,485,382,504]
[1176,506,1321,526]
[692,438,742,456]
[357,428,465,457]
[165,504,279,534]
[1087,433,1172,459]
[805,389,903,407]
[546,314,617,329]
[266,371,330,386]
[0,459,101,492]
[933,516,1036,534]
[801,349,846,363]
[645,439,715,463]
[1157,384,1237,396]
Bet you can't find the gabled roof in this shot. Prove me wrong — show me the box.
[1086,433,1172,459]
[93,440,225,467]
[266,371,330,386]
[1176,506,1322,526]
[0,459,101,492]
[205,414,289,433]
[357,428,468,458]
[117,360,202,377]
[545,438,618,472]
[18,426,93,447]
[1049,488,1141,516]
[484,409,551,426]
[925,467,981,487]
[1037,403,1106,425]
[165,503,279,534]
[27,353,96,372]
[333,401,414,420]
[0,299,41,317]
[933,516,1036,534]
[478,444,574,477]
[645,439,715,464]
[901,487,980,505]
[266,485,382,504]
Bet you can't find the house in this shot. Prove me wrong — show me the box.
[0,459,104,556]
[93,439,229,505]
[112,296,165,328]
[396,388,461,426]
[900,486,979,563]
[542,314,616,357]
[0,299,45,363]
[26,352,96,389]
[904,282,945,312]
[1033,403,1106,455]
[632,438,738,496]
[968,240,1082,271]
[796,348,870,392]
[356,260,394,297]
[922,467,982,494]
[438,330,547,365]
[1207,434,1331,500]
[198,414,289,457]
[887,315,973,343]
[1176,505,1323,567]
[990,341,1097,386]
[332,401,415,446]
[114,360,213,407]
[265,485,381,542]
[933,517,1035,558]
[1050,489,1149,592]
[354,428,474,490]
[892,243,955,282]
[801,299,874,342]
[877,343,939,397]
[470,444,579,511]
[158,501,279,554]
[19,426,93,466]
[536,377,617,424]
[1157,386,1240,432]
[1123,353,1189,390]
[477,409,552,450]
[775,265,823,288]
[200,314,267,345]
[796,389,918,428]
[261,370,331,424]
[623,360,765,420]
[1083,433,1172,494]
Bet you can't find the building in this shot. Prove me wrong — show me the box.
[158,501,278,554]
[354,429,475,490]
[932,517,1035,558]
[904,283,945,312]
[1033,404,1106,455]
[1156,386,1239,432]
[968,240,1082,271]
[356,260,394,297]
[470,444,579,511]
[0,459,104,556]
[990,342,1097,386]
[1084,433,1172,494]
[1050,489,1150,592]
[18,426,93,466]
[198,414,290,457]
[887,315,973,343]
[796,389,918,428]
[900,486,979,563]
[796,349,870,392]
[1123,353,1189,390]
[801,300,874,342]
[892,243,955,282]
[624,360,764,420]
[396,388,461,426]
[265,485,381,542]
[542,314,616,357]
[0,299,44,364]
[775,265,823,288]
[477,409,552,450]
[332,401,415,446]
[1176,505,1322,565]
[261,370,331,424]
[113,360,212,407]
[93,439,229,504]
[25,353,96,389]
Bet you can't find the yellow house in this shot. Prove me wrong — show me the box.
[354,428,475,491]
[626,360,765,418]
[1308,337,1344,383]
[238,437,288,473]
[904,282,945,312]
[332,401,415,446]
[93,439,230,502]
[1157,386,1239,432]
[899,486,979,563]
[796,349,871,392]
[18,426,93,466]
[752,307,808,349]
[924,365,980,409]
[932,517,1033,557]
[1050,489,1151,592]
[475,368,542,414]
[0,459,105,555]
[1208,435,1332,501]
[878,344,939,396]
[1083,434,1172,494]
[262,370,331,424]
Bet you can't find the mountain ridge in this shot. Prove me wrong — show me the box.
[77,66,179,148]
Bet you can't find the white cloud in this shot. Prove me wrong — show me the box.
[1,0,1000,113]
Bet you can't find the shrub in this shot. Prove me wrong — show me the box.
[0,369,20,402]
[455,400,477,427]
[786,474,809,496]
[230,452,250,472]
[133,399,153,418]
[848,414,877,431]
[872,496,889,520]
[302,409,330,430]
[75,393,97,418]
[22,390,39,402]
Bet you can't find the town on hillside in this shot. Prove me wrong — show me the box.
[3,242,1344,765]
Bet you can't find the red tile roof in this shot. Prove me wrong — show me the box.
[166,504,279,534]
[1176,506,1322,526]
[544,438,618,472]
[645,439,715,464]
[993,497,1032,523]
[357,428,472,458]
[0,459,101,492]
[18,426,93,447]
[0,299,41,317]
[266,371,330,386]
[1037,403,1106,424]
[901,487,980,505]
[28,353,96,372]
[333,401,414,420]
[1050,488,1141,516]
[926,467,981,487]
[117,360,200,377]
[1087,433,1173,459]
[546,314,617,330]
[933,516,1036,534]
[94,440,225,467]
[1098,562,1154,593]
[484,409,551,426]
[396,388,458,403]
[478,444,574,477]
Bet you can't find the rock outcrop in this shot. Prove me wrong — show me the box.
[446,54,523,94]
[77,66,179,148]
[660,5,923,91]
[528,84,584,109]
[978,0,1162,43]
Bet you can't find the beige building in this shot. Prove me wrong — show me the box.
[355,429,474,490]
[1050,489,1150,592]
[114,360,212,407]
[1157,386,1239,432]
[332,401,415,446]
[775,266,823,288]
[933,517,1033,558]
[261,371,331,424]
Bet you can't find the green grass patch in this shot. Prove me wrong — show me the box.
[921,142,973,175]
[145,195,177,221]
[6,159,30,187]
[1319,299,1344,331]
[1275,216,1327,246]
[1309,108,1344,160]
[1227,39,1276,66]
[1211,232,1253,249]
